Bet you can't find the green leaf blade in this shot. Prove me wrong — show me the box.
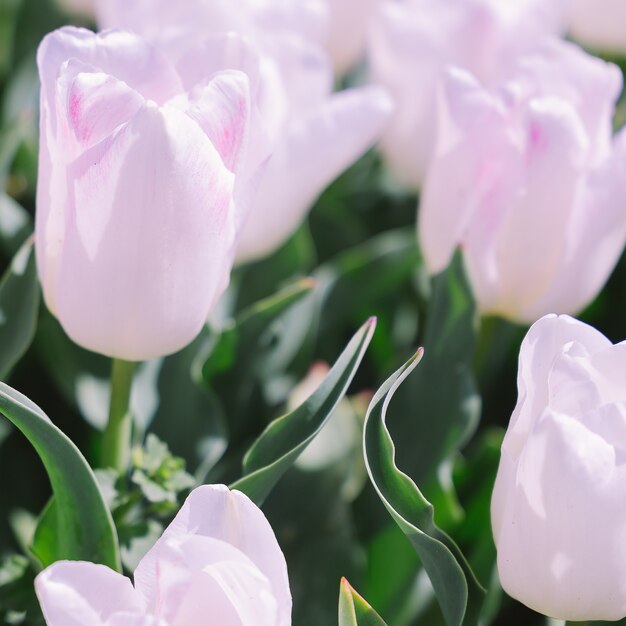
[230,317,376,505]
[0,382,120,571]
[201,278,316,382]
[363,350,485,626]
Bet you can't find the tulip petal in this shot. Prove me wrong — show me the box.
[109,617,167,626]
[38,27,180,113]
[490,95,588,320]
[526,126,626,317]
[514,39,622,162]
[251,0,328,47]
[35,561,144,626]
[147,535,278,626]
[55,103,234,360]
[369,0,444,187]
[419,67,520,281]
[135,485,291,626]
[36,26,181,314]
[175,36,275,232]
[65,68,145,149]
[235,85,394,263]
[185,70,251,174]
[176,34,262,96]
[503,314,610,462]
[263,34,332,118]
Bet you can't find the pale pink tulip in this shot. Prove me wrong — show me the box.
[569,0,626,53]
[35,485,292,626]
[94,1,393,262]
[419,40,626,323]
[37,27,255,360]
[492,315,626,621]
[369,0,566,188]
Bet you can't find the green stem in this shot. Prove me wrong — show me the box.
[101,359,136,472]
[566,622,589,626]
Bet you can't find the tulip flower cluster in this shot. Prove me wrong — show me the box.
[1,0,626,624]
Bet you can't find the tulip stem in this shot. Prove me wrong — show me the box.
[566,622,589,626]
[101,359,136,472]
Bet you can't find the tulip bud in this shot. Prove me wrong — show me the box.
[492,314,626,621]
[569,0,626,53]
[369,0,565,188]
[419,40,626,323]
[36,27,252,360]
[35,485,292,625]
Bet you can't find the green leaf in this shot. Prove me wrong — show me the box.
[200,277,316,382]
[339,578,388,626]
[316,227,423,333]
[363,350,485,626]
[392,250,480,487]
[230,317,376,505]
[0,239,40,379]
[0,382,120,570]
[0,554,41,625]
[262,465,365,625]
[364,522,421,625]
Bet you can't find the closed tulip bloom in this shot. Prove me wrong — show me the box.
[94,1,393,263]
[369,0,565,188]
[419,40,626,323]
[37,27,253,360]
[569,0,626,53]
[35,485,292,625]
[492,314,626,621]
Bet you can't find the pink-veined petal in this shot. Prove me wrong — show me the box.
[185,70,251,173]
[54,103,235,361]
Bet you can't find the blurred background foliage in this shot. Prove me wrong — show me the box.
[0,1,626,625]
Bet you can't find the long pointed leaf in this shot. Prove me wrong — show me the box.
[363,350,484,626]
[0,383,120,570]
[231,317,376,505]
